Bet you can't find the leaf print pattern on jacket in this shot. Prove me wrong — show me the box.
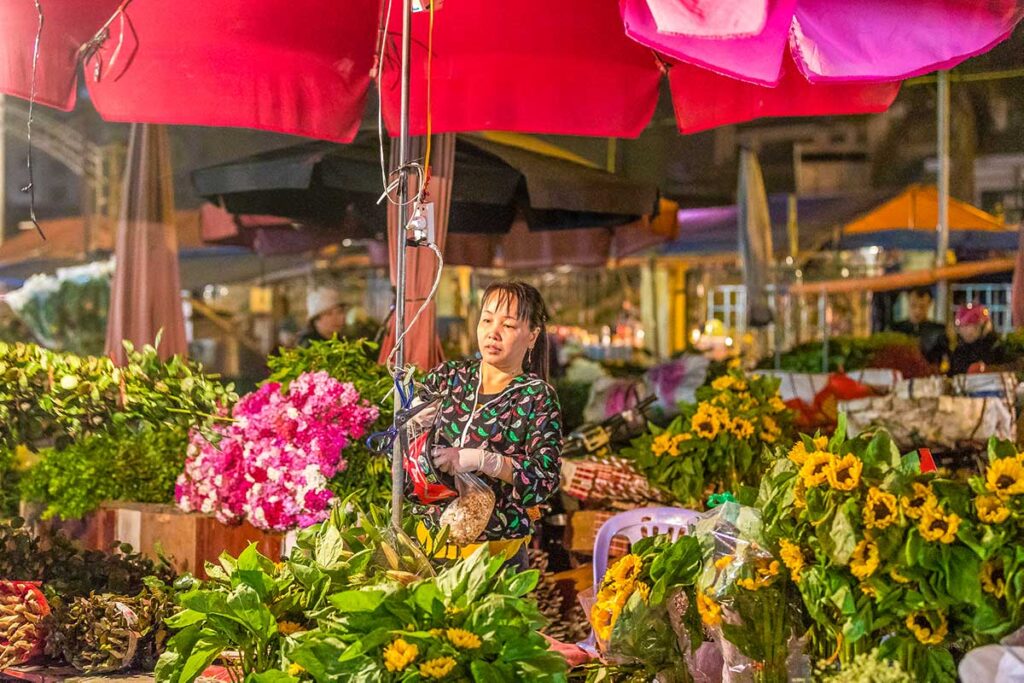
[419,358,563,540]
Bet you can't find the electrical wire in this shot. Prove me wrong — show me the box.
[386,241,445,374]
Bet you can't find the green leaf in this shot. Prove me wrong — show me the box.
[245,672,298,683]
[330,589,387,613]
[506,569,539,597]
[470,659,515,683]
[179,635,224,683]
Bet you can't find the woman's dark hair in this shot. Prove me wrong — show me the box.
[481,280,551,380]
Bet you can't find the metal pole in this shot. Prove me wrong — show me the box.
[390,0,414,529]
[819,291,829,373]
[935,70,951,323]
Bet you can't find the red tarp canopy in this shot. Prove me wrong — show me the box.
[20,0,1023,138]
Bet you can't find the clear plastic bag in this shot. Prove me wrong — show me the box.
[438,473,495,546]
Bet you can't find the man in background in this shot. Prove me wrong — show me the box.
[889,287,949,366]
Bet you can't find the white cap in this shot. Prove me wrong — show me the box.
[306,287,345,322]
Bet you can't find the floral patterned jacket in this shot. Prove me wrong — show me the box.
[419,358,563,540]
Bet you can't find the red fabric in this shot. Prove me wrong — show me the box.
[2,1,377,143]
[379,0,661,137]
[1,1,934,139]
[105,124,188,364]
[378,134,454,371]
[667,52,901,133]
[0,1,120,110]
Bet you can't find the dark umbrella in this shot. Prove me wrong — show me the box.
[191,133,658,245]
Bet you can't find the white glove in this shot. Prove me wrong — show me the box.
[408,398,438,427]
[432,447,506,477]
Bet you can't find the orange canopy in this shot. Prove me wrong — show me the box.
[843,184,1004,235]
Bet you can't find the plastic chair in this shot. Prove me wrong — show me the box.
[577,506,702,654]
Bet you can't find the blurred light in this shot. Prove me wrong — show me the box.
[794,269,803,278]
[342,238,353,248]
[869,246,880,255]
[724,336,734,347]
[696,284,706,297]
[691,328,701,343]
[785,256,794,265]
[841,268,850,278]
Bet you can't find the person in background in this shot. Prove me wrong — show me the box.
[889,287,949,366]
[299,287,347,346]
[949,303,1004,376]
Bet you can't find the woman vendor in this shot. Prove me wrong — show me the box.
[417,281,563,572]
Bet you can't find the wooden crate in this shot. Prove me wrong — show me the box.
[91,503,286,578]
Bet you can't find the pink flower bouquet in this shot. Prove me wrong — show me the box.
[175,371,379,531]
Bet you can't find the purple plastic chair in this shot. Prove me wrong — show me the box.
[578,506,701,653]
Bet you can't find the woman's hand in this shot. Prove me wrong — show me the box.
[433,448,513,482]
[432,447,485,474]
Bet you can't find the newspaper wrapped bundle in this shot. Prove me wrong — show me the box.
[562,456,669,507]
[842,394,1015,451]
[0,581,49,669]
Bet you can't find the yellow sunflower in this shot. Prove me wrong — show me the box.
[651,433,673,457]
[606,554,643,587]
[696,591,722,628]
[728,417,755,440]
[711,375,736,391]
[918,507,960,544]
[446,628,482,650]
[793,479,807,509]
[759,415,781,443]
[692,403,728,440]
[714,555,735,571]
[976,494,1011,524]
[901,482,937,519]
[985,457,1024,499]
[826,454,863,491]
[788,436,828,465]
[591,602,619,642]
[419,656,457,680]
[800,451,836,487]
[277,621,304,635]
[905,612,948,645]
[737,558,780,591]
[863,487,899,530]
[850,539,879,580]
[769,397,788,413]
[635,581,651,603]
[287,663,305,677]
[889,568,911,584]
[383,638,419,672]
[778,539,805,582]
[981,558,1007,599]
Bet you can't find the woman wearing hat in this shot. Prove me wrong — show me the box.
[299,287,348,347]
[417,280,562,572]
[949,303,1005,375]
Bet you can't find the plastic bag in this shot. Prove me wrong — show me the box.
[397,395,458,506]
[692,503,807,683]
[438,473,495,546]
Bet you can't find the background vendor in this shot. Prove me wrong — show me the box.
[949,303,1005,376]
[299,287,348,346]
[420,280,563,572]
[889,287,949,366]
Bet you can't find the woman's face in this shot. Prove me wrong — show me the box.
[477,294,538,372]
[958,323,984,344]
